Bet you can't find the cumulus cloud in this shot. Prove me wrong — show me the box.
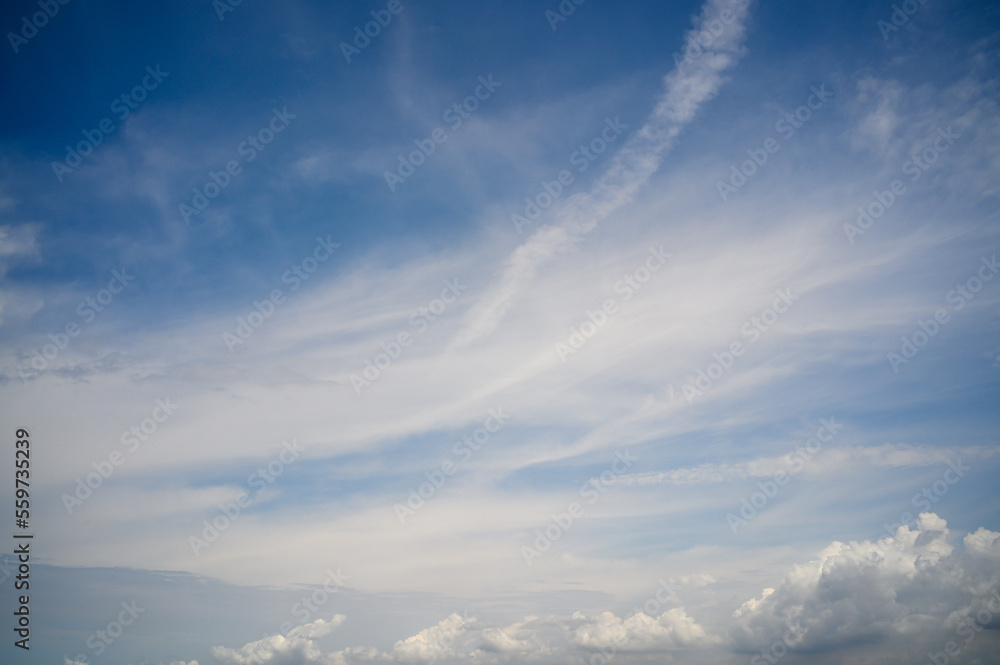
[729,514,1000,655]
[210,616,346,665]
[209,609,716,665]
[567,609,718,652]
[478,625,535,654]
[964,527,1000,558]
[390,613,477,663]
[187,516,1000,665]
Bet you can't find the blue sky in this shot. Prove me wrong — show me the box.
[1,0,1000,664]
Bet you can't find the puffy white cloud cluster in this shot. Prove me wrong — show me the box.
[729,514,1000,658]
[204,606,715,665]
[567,608,718,652]
[387,607,717,662]
[200,515,1000,665]
[389,613,477,663]
[210,616,346,665]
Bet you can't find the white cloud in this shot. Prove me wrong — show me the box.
[202,518,1000,665]
[616,444,998,485]
[389,613,475,663]
[849,76,904,156]
[567,609,718,651]
[210,616,346,665]
[210,609,717,665]
[0,223,39,264]
[449,0,755,349]
[729,514,1000,655]
[0,223,43,327]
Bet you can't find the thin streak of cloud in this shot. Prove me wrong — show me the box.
[616,444,999,486]
[450,0,755,349]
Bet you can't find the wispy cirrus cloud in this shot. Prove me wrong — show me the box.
[615,444,1000,486]
[449,0,755,349]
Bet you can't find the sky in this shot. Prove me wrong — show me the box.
[0,0,999,664]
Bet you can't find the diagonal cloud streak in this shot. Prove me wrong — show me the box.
[450,0,754,349]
